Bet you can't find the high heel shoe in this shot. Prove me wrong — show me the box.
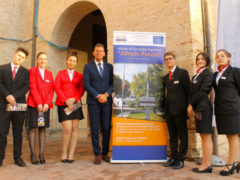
[235,161,240,173]
[30,155,39,165]
[39,155,46,164]
[192,166,212,173]
[220,163,236,176]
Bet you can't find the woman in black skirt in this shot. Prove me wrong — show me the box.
[213,49,240,176]
[26,52,54,164]
[187,52,214,173]
[55,52,84,163]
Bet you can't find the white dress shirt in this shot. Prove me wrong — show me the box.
[38,66,45,80]
[11,63,20,73]
[67,69,74,82]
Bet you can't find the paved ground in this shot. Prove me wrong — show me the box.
[0,137,240,180]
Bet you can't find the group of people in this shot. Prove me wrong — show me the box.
[0,43,113,167]
[0,43,239,176]
[163,50,240,176]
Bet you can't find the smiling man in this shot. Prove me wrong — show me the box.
[0,47,30,167]
[163,51,190,170]
[83,43,113,165]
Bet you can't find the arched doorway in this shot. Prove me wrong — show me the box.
[47,1,107,137]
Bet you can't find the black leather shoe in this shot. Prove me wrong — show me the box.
[67,160,74,163]
[173,160,184,169]
[61,159,68,163]
[31,155,39,165]
[14,157,26,167]
[192,166,212,173]
[163,159,175,167]
[39,159,46,164]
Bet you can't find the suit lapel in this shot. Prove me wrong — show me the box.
[64,69,71,82]
[193,68,207,82]
[218,66,231,86]
[92,61,102,79]
[7,63,13,81]
[36,66,45,81]
[169,66,179,86]
[13,66,23,82]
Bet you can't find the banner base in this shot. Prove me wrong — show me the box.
[110,159,167,163]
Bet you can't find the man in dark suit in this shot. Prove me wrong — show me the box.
[83,43,113,165]
[0,47,30,167]
[163,51,190,169]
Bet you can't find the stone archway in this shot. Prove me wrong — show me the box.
[45,1,107,136]
[47,1,101,75]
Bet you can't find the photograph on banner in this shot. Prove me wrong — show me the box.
[113,63,165,121]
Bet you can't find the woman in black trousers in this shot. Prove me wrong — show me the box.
[187,52,214,173]
[213,49,240,176]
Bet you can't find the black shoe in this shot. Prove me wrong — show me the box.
[0,161,2,167]
[236,162,240,173]
[39,155,46,164]
[61,159,68,163]
[39,159,46,164]
[220,163,237,176]
[173,160,184,169]
[31,155,39,165]
[14,157,26,167]
[163,159,175,167]
[192,166,212,173]
[67,160,74,163]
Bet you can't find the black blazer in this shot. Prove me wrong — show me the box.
[164,66,190,116]
[213,65,240,116]
[0,63,29,110]
[83,61,113,104]
[189,68,213,112]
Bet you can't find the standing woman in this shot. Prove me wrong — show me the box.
[26,52,54,164]
[214,49,240,176]
[187,52,214,173]
[55,52,84,163]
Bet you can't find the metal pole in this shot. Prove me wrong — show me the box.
[31,0,37,67]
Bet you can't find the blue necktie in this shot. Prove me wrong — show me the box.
[98,63,103,77]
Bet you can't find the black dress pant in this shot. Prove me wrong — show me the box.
[166,114,188,161]
[0,111,25,161]
[88,103,112,156]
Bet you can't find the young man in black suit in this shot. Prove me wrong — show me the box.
[0,47,30,167]
[83,43,113,165]
[163,51,190,169]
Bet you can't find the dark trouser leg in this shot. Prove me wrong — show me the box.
[38,127,46,161]
[0,111,11,162]
[88,104,101,156]
[101,103,112,156]
[12,111,24,159]
[166,114,178,159]
[174,115,188,161]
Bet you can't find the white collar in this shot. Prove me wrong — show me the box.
[67,68,74,74]
[95,60,103,66]
[11,63,20,69]
[169,66,176,73]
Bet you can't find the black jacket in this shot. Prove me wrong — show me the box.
[189,68,213,112]
[213,65,240,115]
[0,63,29,110]
[164,66,190,116]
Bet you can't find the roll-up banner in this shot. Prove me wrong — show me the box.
[111,31,167,163]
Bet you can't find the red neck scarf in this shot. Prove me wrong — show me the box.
[218,64,229,72]
[196,67,204,74]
